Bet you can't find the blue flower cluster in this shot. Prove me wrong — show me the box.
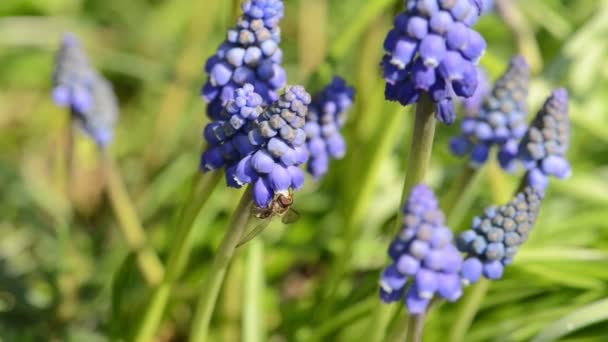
[202,0,286,119]
[457,186,542,282]
[201,84,265,171]
[244,86,310,207]
[52,33,119,147]
[305,77,356,179]
[380,184,463,314]
[202,85,311,207]
[518,89,571,191]
[382,0,486,124]
[450,55,530,170]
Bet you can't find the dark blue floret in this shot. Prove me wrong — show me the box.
[518,89,571,191]
[202,0,286,119]
[457,186,542,282]
[52,33,119,147]
[304,77,355,179]
[450,55,530,170]
[382,0,486,124]
[380,184,464,314]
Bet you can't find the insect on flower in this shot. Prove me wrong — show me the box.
[237,191,300,247]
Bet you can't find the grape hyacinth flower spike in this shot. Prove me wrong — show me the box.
[450,55,530,169]
[380,184,463,314]
[225,86,311,207]
[305,76,356,178]
[202,0,286,119]
[518,89,571,191]
[457,186,542,283]
[382,0,487,124]
[52,33,119,147]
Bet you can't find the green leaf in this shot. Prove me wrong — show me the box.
[532,298,608,342]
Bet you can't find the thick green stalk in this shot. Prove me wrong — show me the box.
[243,239,264,342]
[405,314,425,342]
[103,153,165,286]
[132,171,222,342]
[367,96,437,342]
[190,186,255,342]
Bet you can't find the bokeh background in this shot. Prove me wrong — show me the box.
[1,0,608,341]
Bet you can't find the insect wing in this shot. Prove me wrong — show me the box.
[237,217,272,248]
[281,208,300,225]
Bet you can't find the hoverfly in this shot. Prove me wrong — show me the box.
[237,191,300,247]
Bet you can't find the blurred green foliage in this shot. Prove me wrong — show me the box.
[1,0,608,341]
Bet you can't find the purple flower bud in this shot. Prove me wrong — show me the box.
[437,273,463,301]
[249,149,273,173]
[419,34,447,68]
[406,287,430,315]
[407,16,429,40]
[253,177,273,207]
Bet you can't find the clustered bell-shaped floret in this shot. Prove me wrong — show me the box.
[382,0,487,125]
[457,186,542,283]
[52,33,119,147]
[450,56,530,170]
[201,84,265,171]
[202,0,286,119]
[461,66,490,117]
[224,86,311,207]
[518,89,571,191]
[304,77,356,178]
[380,184,464,314]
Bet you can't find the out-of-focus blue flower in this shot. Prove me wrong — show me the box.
[52,33,119,147]
[380,184,463,314]
[481,0,494,14]
[461,66,490,116]
[382,0,486,124]
[202,0,286,119]
[450,55,530,170]
[457,186,542,282]
[304,76,355,179]
[518,89,571,191]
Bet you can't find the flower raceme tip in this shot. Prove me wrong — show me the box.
[518,88,571,191]
[450,55,530,170]
[457,186,542,283]
[202,0,286,119]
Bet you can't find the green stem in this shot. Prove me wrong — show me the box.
[190,186,255,342]
[405,314,426,342]
[448,279,491,342]
[367,96,437,342]
[395,95,437,234]
[104,153,165,286]
[132,171,222,342]
[243,239,264,342]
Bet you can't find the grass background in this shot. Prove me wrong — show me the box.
[1,0,608,341]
